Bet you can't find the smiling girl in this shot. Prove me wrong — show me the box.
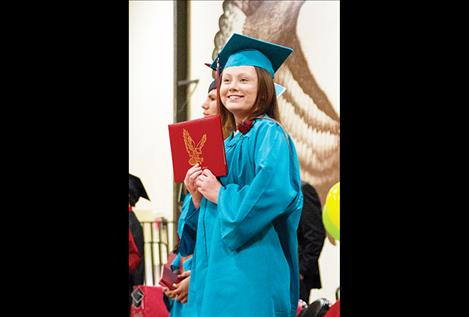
[181,33,303,317]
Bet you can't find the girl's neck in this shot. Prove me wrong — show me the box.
[233,113,249,126]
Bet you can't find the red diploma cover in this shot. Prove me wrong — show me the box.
[159,264,182,290]
[168,114,227,182]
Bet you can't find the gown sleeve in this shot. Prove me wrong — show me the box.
[178,194,199,257]
[217,123,302,251]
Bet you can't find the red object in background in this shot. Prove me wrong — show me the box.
[324,300,340,317]
[296,299,308,316]
[129,228,141,273]
[154,217,162,230]
[130,286,169,317]
[168,115,227,182]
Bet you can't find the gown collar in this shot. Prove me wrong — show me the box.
[226,130,241,148]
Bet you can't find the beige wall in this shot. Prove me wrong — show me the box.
[129,1,174,221]
[297,2,340,115]
[188,1,224,119]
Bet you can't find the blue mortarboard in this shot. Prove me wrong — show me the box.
[209,33,293,78]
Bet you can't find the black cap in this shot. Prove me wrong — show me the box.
[208,80,217,93]
[129,174,150,206]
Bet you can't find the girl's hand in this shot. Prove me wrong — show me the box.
[184,164,203,208]
[173,276,190,303]
[177,270,191,280]
[196,169,221,204]
[163,286,176,299]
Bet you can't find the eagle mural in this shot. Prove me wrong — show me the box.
[212,0,340,204]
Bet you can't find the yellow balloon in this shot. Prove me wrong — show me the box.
[323,204,339,241]
[323,182,340,240]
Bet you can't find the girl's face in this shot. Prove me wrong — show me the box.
[201,89,218,117]
[220,66,258,119]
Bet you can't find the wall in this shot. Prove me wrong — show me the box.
[188,1,223,119]
[129,0,174,221]
[297,2,340,114]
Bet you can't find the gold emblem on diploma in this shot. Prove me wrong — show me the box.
[183,129,207,165]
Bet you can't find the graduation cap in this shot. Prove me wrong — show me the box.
[208,80,217,93]
[129,174,150,206]
[209,33,293,78]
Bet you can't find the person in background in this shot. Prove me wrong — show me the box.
[297,181,326,303]
[128,174,150,315]
[163,80,219,317]
[201,80,218,117]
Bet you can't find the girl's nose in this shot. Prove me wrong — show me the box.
[228,80,238,91]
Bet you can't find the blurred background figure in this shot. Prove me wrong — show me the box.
[201,79,217,117]
[298,181,326,303]
[163,79,219,317]
[129,174,150,315]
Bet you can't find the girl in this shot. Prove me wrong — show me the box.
[182,33,303,317]
[163,80,219,317]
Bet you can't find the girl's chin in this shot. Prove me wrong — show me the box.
[226,103,251,112]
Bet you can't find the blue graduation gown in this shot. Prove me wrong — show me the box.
[183,118,303,317]
[168,195,194,317]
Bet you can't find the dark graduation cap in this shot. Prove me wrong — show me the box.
[208,80,217,93]
[129,174,150,206]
